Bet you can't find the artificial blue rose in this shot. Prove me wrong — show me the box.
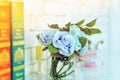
[69,25,86,38]
[69,25,88,52]
[79,42,88,55]
[38,29,57,46]
[69,25,82,51]
[53,31,75,56]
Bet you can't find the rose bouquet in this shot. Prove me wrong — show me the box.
[36,19,101,80]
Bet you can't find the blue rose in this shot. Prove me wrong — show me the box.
[38,29,57,46]
[69,25,86,38]
[69,25,85,51]
[79,42,88,55]
[69,25,88,53]
[53,31,75,56]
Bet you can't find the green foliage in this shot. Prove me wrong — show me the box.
[62,27,69,31]
[48,24,59,29]
[80,27,91,35]
[48,44,58,53]
[86,19,97,27]
[59,27,69,31]
[36,34,40,39]
[68,53,74,60]
[88,39,91,48]
[80,27,101,35]
[79,37,87,47]
[89,28,101,34]
[75,19,85,26]
[65,22,71,28]
[42,47,48,51]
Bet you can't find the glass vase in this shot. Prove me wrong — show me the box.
[47,54,75,80]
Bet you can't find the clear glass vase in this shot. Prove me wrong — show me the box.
[47,55,75,80]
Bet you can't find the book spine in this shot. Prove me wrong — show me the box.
[0,1,11,80]
[11,2,24,80]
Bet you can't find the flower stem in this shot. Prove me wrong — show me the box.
[50,57,59,78]
[57,63,65,75]
[50,57,74,80]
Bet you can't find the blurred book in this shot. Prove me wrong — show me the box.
[0,1,11,80]
[11,1,25,80]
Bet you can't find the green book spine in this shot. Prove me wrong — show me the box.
[11,2,24,80]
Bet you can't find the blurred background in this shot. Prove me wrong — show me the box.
[23,0,120,80]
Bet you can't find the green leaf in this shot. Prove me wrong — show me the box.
[88,40,91,46]
[36,34,40,39]
[88,39,91,48]
[59,27,69,31]
[81,28,101,35]
[59,28,63,31]
[68,53,74,60]
[48,24,59,29]
[89,28,101,34]
[86,19,97,27]
[42,47,48,51]
[48,44,58,53]
[63,27,69,31]
[82,28,91,35]
[76,19,85,26]
[66,22,71,28]
[79,37,87,47]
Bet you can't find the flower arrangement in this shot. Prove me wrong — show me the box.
[36,19,101,80]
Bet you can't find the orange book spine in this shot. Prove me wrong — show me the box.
[0,1,11,80]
